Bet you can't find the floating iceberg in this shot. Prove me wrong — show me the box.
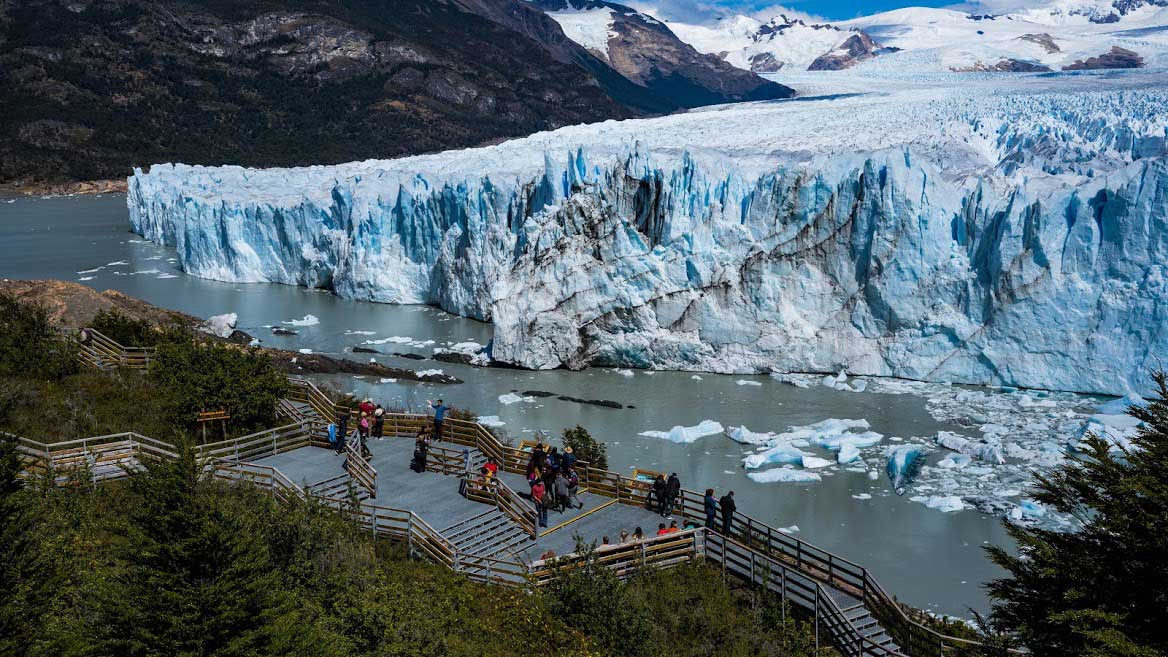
[282,314,319,327]
[936,431,1005,464]
[639,420,725,444]
[837,442,862,465]
[886,443,927,493]
[476,415,506,428]
[743,441,809,469]
[748,467,822,484]
[498,393,534,405]
[911,495,965,513]
[724,425,775,445]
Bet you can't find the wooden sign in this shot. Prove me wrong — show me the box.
[197,410,231,422]
[631,468,664,485]
[196,409,230,442]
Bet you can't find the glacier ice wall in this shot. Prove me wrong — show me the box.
[128,82,1168,396]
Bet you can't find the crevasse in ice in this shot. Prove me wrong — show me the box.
[128,79,1168,396]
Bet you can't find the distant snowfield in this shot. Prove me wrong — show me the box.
[547,7,617,61]
[662,0,1168,74]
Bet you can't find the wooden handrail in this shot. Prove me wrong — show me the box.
[60,330,1000,655]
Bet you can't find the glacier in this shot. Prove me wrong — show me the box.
[128,71,1168,396]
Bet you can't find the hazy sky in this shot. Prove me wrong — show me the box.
[628,0,1007,22]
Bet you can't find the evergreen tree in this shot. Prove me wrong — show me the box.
[80,444,307,657]
[986,372,1168,657]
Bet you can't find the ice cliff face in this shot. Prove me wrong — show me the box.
[128,75,1168,396]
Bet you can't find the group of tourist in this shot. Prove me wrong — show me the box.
[330,398,744,540]
[526,442,583,528]
[327,397,452,463]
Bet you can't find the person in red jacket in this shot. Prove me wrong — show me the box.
[531,479,548,528]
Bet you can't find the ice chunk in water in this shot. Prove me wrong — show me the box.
[911,495,965,513]
[743,442,808,469]
[724,426,775,445]
[886,443,927,493]
[476,415,506,428]
[498,393,534,405]
[748,467,822,483]
[936,431,1005,464]
[1096,394,1147,416]
[837,442,862,464]
[801,455,833,469]
[640,420,725,444]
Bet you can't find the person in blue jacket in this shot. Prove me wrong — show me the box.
[427,398,449,440]
[704,488,718,530]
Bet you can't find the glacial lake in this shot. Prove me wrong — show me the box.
[4,193,1104,617]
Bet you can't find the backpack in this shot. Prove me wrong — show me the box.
[566,471,579,488]
[541,491,554,509]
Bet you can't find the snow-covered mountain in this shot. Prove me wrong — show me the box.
[664,0,1168,73]
[839,0,1168,72]
[524,0,792,106]
[127,70,1168,397]
[668,14,885,72]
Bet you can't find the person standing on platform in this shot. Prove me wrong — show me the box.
[719,491,737,535]
[427,399,449,440]
[704,488,718,530]
[531,478,548,528]
[372,405,385,439]
[664,472,681,519]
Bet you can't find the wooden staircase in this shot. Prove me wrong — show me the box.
[442,510,531,559]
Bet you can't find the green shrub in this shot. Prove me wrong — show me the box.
[0,293,77,381]
[149,340,288,435]
[89,309,170,347]
[547,539,655,657]
[562,425,608,470]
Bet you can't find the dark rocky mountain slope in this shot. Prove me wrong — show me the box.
[0,0,639,184]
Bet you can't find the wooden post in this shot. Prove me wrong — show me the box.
[814,593,820,656]
[781,569,787,620]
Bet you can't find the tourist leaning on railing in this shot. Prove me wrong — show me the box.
[704,489,718,530]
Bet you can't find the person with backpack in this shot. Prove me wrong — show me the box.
[426,398,449,440]
[565,467,582,509]
[664,472,681,519]
[561,445,576,471]
[531,478,549,528]
[553,470,570,513]
[719,490,737,535]
[545,446,561,474]
[357,412,372,459]
[372,405,385,439]
[411,428,430,473]
[527,466,542,499]
[335,412,349,455]
[652,475,668,516]
[704,488,718,530]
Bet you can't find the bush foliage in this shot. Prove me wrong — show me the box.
[149,340,289,435]
[0,293,77,380]
[561,425,608,470]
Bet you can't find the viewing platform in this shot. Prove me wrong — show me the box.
[6,328,1004,657]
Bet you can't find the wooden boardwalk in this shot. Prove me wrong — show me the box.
[256,438,668,564]
[13,329,1005,657]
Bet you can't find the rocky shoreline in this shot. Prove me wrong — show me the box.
[0,279,460,384]
[0,179,128,197]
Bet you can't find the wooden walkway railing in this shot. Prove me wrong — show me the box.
[54,339,998,657]
[73,328,156,370]
[461,474,539,539]
[344,439,378,498]
[528,528,704,585]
